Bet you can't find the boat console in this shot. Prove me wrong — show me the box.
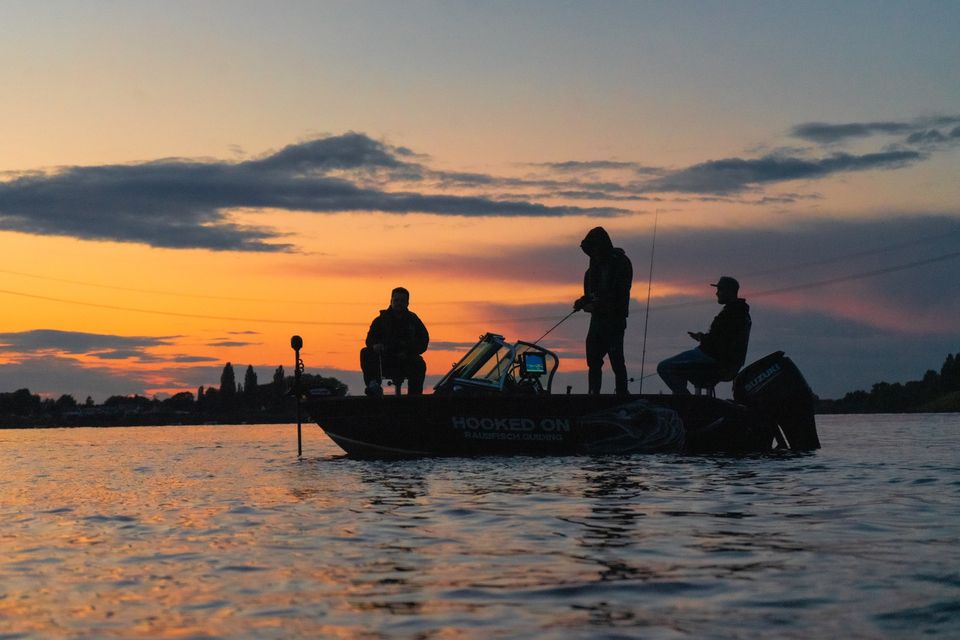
[433,333,559,396]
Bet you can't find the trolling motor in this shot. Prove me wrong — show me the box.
[733,351,821,450]
[291,335,304,457]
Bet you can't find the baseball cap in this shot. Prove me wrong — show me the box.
[711,276,739,291]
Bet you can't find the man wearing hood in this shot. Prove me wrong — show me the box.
[573,227,634,395]
[360,287,430,396]
[657,276,751,395]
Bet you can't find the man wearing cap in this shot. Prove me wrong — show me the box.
[657,276,751,395]
[573,226,633,395]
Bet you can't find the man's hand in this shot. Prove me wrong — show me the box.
[687,331,704,342]
[574,295,597,313]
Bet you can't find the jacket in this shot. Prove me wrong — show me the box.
[581,227,633,318]
[365,309,429,360]
[699,299,751,371]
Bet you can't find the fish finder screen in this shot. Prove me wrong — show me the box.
[523,353,546,375]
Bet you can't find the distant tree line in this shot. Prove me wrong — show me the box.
[817,350,960,413]
[0,363,347,428]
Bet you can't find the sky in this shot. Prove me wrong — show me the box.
[1,0,958,401]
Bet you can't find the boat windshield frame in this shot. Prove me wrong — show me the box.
[433,333,559,394]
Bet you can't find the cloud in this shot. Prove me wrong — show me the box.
[791,121,914,144]
[642,151,922,195]
[245,133,411,173]
[0,329,174,354]
[791,115,960,145]
[0,329,219,366]
[171,355,220,363]
[0,356,156,401]
[0,133,628,252]
[533,160,664,176]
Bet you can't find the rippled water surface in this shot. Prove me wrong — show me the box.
[2,414,958,638]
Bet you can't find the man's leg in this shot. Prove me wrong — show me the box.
[585,320,605,394]
[359,347,380,386]
[606,318,629,395]
[657,348,719,395]
[406,356,427,395]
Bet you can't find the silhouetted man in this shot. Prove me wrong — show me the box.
[360,287,429,396]
[657,276,751,395]
[573,227,633,395]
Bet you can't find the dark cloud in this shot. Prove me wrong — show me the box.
[534,160,664,176]
[0,329,174,354]
[791,121,914,144]
[207,340,258,348]
[0,329,215,365]
[171,355,220,363]
[906,130,949,145]
[551,190,663,202]
[643,151,922,195]
[423,169,659,203]
[90,349,162,362]
[0,133,628,252]
[791,115,960,145]
[0,356,155,401]
[244,133,408,173]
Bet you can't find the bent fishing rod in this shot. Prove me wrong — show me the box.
[533,308,580,345]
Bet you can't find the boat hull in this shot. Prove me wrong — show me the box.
[308,394,779,458]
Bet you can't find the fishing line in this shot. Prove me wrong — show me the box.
[741,227,960,278]
[532,309,579,345]
[652,248,960,310]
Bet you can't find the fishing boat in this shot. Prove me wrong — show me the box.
[305,332,820,459]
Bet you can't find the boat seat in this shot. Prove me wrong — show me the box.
[689,366,739,398]
[385,376,405,396]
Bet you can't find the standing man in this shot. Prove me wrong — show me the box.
[573,226,633,395]
[360,287,429,396]
[657,276,751,395]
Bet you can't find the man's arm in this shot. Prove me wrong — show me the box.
[412,314,430,355]
[365,316,383,350]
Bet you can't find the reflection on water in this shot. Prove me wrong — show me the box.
[1,416,958,638]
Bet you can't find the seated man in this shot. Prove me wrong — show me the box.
[658,276,751,395]
[360,287,429,396]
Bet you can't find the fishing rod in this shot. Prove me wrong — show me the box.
[638,210,659,394]
[533,308,580,345]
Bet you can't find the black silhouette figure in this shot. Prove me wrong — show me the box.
[658,276,751,395]
[573,227,633,395]
[360,287,429,396]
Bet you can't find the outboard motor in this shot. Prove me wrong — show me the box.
[733,351,820,450]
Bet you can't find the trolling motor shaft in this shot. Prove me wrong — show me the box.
[291,335,304,457]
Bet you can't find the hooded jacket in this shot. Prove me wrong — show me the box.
[581,227,633,318]
[699,299,751,371]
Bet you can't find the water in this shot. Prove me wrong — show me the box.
[1,414,958,639]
